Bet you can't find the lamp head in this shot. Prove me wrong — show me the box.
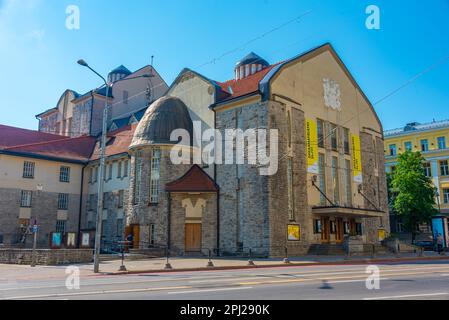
[77,59,88,67]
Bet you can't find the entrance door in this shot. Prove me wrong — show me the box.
[349,219,356,235]
[321,217,330,244]
[335,218,344,244]
[185,224,202,252]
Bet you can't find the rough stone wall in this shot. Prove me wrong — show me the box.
[0,188,80,248]
[0,249,92,265]
[169,193,217,256]
[126,147,191,248]
[268,101,311,257]
[38,112,58,134]
[216,101,270,256]
[72,100,92,138]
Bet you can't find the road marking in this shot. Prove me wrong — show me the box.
[167,286,253,295]
[364,292,449,300]
[0,286,191,300]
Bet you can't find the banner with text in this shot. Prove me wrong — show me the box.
[306,119,319,174]
[351,134,363,183]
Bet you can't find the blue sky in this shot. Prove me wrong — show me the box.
[1,0,448,131]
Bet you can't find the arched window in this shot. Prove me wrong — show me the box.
[149,148,161,204]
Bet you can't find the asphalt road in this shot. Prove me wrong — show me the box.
[1,260,449,300]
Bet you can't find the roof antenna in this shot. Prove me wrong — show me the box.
[150,55,154,76]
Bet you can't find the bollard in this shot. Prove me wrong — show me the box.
[165,247,173,270]
[371,244,376,259]
[119,243,127,272]
[283,247,291,264]
[395,243,400,258]
[247,248,255,266]
[207,249,214,268]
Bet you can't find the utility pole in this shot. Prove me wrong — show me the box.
[31,223,38,267]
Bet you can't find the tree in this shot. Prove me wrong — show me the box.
[391,151,437,243]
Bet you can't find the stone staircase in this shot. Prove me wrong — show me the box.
[307,244,346,255]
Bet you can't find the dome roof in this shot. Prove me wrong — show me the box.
[109,65,132,75]
[130,96,193,149]
[235,52,269,68]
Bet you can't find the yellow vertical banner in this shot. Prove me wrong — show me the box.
[351,134,363,183]
[306,119,319,174]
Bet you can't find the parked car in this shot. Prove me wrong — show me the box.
[414,240,434,251]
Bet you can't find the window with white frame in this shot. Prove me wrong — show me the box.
[133,155,142,204]
[317,119,324,148]
[116,219,124,240]
[20,190,32,208]
[88,194,95,211]
[94,167,99,182]
[117,161,122,178]
[56,220,66,234]
[438,137,446,150]
[344,159,352,207]
[23,161,35,179]
[440,160,449,176]
[149,224,156,246]
[149,148,161,204]
[332,157,340,205]
[404,141,412,152]
[89,167,94,183]
[423,162,432,177]
[318,153,326,206]
[343,128,350,155]
[287,158,294,221]
[443,188,449,204]
[123,160,129,177]
[389,144,397,156]
[59,166,70,183]
[108,163,113,180]
[330,123,338,151]
[118,190,124,208]
[421,139,429,152]
[58,193,69,210]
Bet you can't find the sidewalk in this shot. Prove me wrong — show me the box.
[94,252,448,275]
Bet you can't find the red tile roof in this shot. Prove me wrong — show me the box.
[166,165,218,192]
[0,124,96,162]
[0,124,67,149]
[89,124,136,161]
[217,63,281,101]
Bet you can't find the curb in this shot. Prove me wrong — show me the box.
[104,255,449,276]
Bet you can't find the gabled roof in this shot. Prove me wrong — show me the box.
[90,125,136,161]
[166,165,219,193]
[384,119,449,137]
[0,124,67,149]
[109,65,132,75]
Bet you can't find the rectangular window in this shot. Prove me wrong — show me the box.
[123,160,129,177]
[56,220,66,234]
[20,190,32,208]
[343,222,350,235]
[355,223,363,236]
[117,161,122,178]
[441,160,449,176]
[330,123,338,151]
[94,167,98,183]
[344,159,352,207]
[343,128,350,155]
[423,162,432,177]
[317,119,324,148]
[103,192,108,210]
[89,167,93,183]
[438,137,446,150]
[108,163,113,180]
[287,158,294,221]
[133,156,142,205]
[117,219,124,240]
[330,221,336,234]
[404,141,412,152]
[59,166,70,183]
[443,188,449,204]
[149,224,156,247]
[314,219,322,234]
[421,139,429,152]
[318,153,326,206]
[0,235,3,244]
[404,141,413,152]
[149,148,161,204]
[389,144,397,156]
[58,193,69,210]
[332,157,340,205]
[118,190,124,208]
[23,161,35,179]
[123,90,129,105]
[88,194,95,211]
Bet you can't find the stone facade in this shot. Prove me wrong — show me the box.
[0,249,92,265]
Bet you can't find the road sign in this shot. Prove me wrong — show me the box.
[32,225,38,234]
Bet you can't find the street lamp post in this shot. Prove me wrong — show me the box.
[77,59,152,273]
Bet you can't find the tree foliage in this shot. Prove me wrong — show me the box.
[391,151,437,240]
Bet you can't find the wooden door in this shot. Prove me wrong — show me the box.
[335,218,344,244]
[349,219,356,235]
[132,224,140,250]
[185,224,202,252]
[321,217,330,244]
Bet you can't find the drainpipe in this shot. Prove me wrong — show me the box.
[213,108,220,256]
[77,165,86,248]
[167,192,171,251]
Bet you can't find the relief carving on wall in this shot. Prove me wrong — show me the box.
[323,78,342,111]
[182,198,206,219]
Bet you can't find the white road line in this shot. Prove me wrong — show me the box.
[167,286,254,295]
[364,292,449,300]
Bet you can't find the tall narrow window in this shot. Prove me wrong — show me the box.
[56,220,67,234]
[287,110,292,148]
[343,128,350,155]
[149,224,156,247]
[118,190,124,208]
[317,119,324,148]
[89,167,93,183]
[117,161,122,178]
[440,160,449,176]
[423,162,432,177]
[94,167,98,183]
[133,155,142,205]
[117,219,124,240]
[318,153,326,206]
[404,141,412,152]
[443,188,449,204]
[88,194,95,211]
[108,163,113,180]
[421,139,429,152]
[20,190,33,208]
[438,137,446,150]
[332,157,340,205]
[59,166,70,183]
[389,144,397,156]
[123,90,129,105]
[287,158,294,220]
[330,123,338,151]
[58,193,69,210]
[123,160,129,177]
[149,148,161,204]
[344,159,352,207]
[23,161,35,179]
